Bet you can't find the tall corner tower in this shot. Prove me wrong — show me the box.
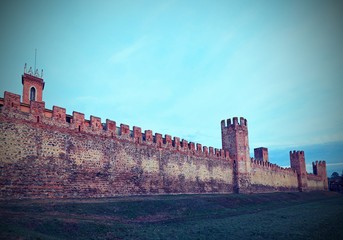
[313,160,328,191]
[22,64,45,104]
[221,117,251,193]
[290,150,308,192]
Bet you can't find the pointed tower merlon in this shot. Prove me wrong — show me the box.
[133,126,142,143]
[209,147,214,156]
[3,91,21,111]
[173,137,180,149]
[254,147,269,162]
[189,142,195,152]
[72,111,85,131]
[155,133,163,147]
[196,143,202,153]
[120,124,130,136]
[181,139,188,151]
[233,117,238,125]
[22,70,45,105]
[240,117,247,126]
[105,119,116,135]
[90,116,102,131]
[145,130,153,142]
[164,134,172,146]
[313,161,318,175]
[221,120,226,129]
[215,148,220,157]
[203,146,209,156]
[52,106,66,122]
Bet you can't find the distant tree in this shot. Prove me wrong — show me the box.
[331,172,339,178]
[329,171,343,192]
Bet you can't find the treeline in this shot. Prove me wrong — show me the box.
[329,171,343,192]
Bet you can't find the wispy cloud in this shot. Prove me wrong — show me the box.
[325,162,343,167]
[108,37,147,64]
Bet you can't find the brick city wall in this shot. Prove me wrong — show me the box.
[249,160,299,192]
[0,94,233,199]
[0,88,328,199]
[307,173,328,191]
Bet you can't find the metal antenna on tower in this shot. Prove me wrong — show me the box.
[34,48,37,72]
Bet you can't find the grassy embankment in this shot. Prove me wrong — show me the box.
[1,191,343,239]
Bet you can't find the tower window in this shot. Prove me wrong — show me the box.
[30,87,36,101]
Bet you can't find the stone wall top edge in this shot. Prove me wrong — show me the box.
[250,159,297,174]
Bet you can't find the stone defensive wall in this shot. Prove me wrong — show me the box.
[0,91,234,199]
[0,86,328,199]
[249,159,299,192]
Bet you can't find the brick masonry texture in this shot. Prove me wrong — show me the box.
[0,73,328,199]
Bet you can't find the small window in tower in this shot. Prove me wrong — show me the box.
[30,87,36,101]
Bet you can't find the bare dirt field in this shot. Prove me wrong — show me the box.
[1,191,342,239]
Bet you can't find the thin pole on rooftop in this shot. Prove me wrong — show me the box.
[34,48,37,72]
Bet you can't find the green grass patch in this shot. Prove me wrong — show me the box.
[1,192,342,239]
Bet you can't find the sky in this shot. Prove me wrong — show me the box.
[0,0,343,176]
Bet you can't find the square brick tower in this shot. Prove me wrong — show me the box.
[290,151,308,192]
[221,117,251,193]
[313,161,328,190]
[254,147,269,162]
[22,64,45,104]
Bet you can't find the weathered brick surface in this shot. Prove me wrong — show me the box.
[4,92,21,110]
[254,147,269,162]
[52,106,66,122]
[249,160,298,192]
[0,109,233,199]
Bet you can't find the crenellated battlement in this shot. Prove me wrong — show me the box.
[312,160,327,178]
[289,151,306,173]
[250,158,297,174]
[312,160,326,167]
[221,117,247,129]
[0,91,230,161]
[289,150,305,158]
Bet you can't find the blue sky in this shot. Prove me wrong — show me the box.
[1,0,342,176]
